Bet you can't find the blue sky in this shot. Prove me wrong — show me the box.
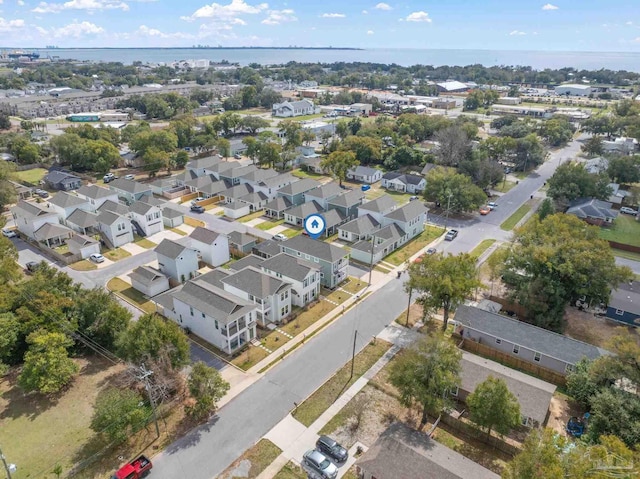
[1,0,639,50]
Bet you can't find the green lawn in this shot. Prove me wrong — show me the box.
[339,276,367,295]
[107,278,156,314]
[287,113,324,121]
[292,168,324,180]
[274,462,307,479]
[612,248,640,262]
[221,439,282,479]
[292,340,391,426]
[255,218,285,231]
[500,204,531,231]
[69,259,97,271]
[280,227,302,238]
[493,180,516,194]
[385,226,444,266]
[239,210,268,223]
[599,214,640,247]
[280,299,337,337]
[470,239,496,259]
[104,248,132,262]
[133,235,157,249]
[14,167,48,184]
[169,227,187,236]
[385,189,414,204]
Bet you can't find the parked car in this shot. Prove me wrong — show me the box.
[426,247,437,255]
[1,228,17,238]
[445,229,458,241]
[620,206,638,216]
[504,167,512,174]
[315,436,348,464]
[25,261,40,273]
[190,205,205,214]
[103,173,116,183]
[191,197,205,205]
[272,233,287,241]
[487,201,498,210]
[479,205,491,215]
[302,450,338,479]
[89,253,105,263]
[34,188,49,198]
[234,153,242,159]
[409,196,419,201]
[123,174,135,181]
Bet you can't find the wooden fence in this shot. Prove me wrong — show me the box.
[459,337,566,386]
[608,240,640,254]
[180,191,199,203]
[439,412,521,457]
[184,216,206,228]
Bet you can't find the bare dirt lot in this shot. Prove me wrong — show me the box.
[547,392,583,437]
[564,308,640,348]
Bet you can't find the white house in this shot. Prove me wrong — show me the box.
[11,200,59,240]
[76,184,119,212]
[272,99,317,118]
[347,166,383,184]
[155,271,257,354]
[188,226,230,267]
[129,201,163,237]
[381,172,426,194]
[67,234,101,259]
[108,178,152,205]
[96,210,133,248]
[66,209,99,235]
[260,253,321,307]
[47,192,90,222]
[155,238,199,283]
[221,266,293,326]
[128,265,170,297]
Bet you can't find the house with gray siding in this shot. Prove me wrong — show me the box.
[277,178,321,206]
[453,305,607,375]
[155,238,199,283]
[280,236,349,289]
[327,189,365,220]
[109,178,152,205]
[304,182,343,210]
[76,185,119,212]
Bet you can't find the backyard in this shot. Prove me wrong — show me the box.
[103,248,132,262]
[598,213,640,247]
[14,167,48,185]
[107,278,157,314]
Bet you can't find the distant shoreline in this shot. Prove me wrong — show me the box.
[4,46,363,51]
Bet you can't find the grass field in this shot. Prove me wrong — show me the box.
[598,214,640,247]
[500,204,531,231]
[385,226,444,266]
[133,235,156,249]
[493,180,517,194]
[69,259,97,271]
[14,167,48,184]
[291,169,324,180]
[220,439,282,479]
[107,278,156,314]
[470,239,496,259]
[239,210,268,223]
[104,248,131,262]
[255,218,284,231]
[274,462,307,479]
[280,227,302,238]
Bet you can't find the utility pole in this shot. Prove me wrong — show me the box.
[138,363,160,439]
[368,235,376,285]
[0,444,15,479]
[406,285,413,327]
[349,329,358,382]
[445,193,453,229]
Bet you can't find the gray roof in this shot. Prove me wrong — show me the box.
[96,210,127,226]
[376,223,405,242]
[356,422,500,479]
[34,222,73,241]
[197,269,231,289]
[240,168,279,184]
[185,175,216,189]
[339,214,380,235]
[259,173,296,189]
[264,196,293,212]
[48,191,89,209]
[155,238,192,260]
[305,182,343,200]
[174,169,198,183]
[222,266,290,298]
[284,200,323,219]
[454,305,607,365]
[162,206,184,219]
[110,178,152,195]
[97,200,130,216]
[186,155,221,170]
[460,352,556,425]
[128,266,167,286]
[199,179,232,196]
[384,200,428,223]
[228,254,265,272]
[278,178,321,196]
[129,201,156,216]
[190,226,221,245]
[421,162,437,176]
[323,208,347,228]
[227,164,257,179]
[12,200,53,218]
[566,198,618,220]
[584,157,609,174]
[221,183,254,200]
[209,160,240,174]
[44,170,80,185]
[77,184,116,200]
[382,171,425,186]
[238,191,269,205]
[282,235,348,263]
[328,189,365,208]
[66,208,99,228]
[609,281,640,316]
[67,234,98,248]
[359,195,397,214]
[348,165,380,177]
[228,231,257,247]
[252,239,282,258]
[261,252,319,282]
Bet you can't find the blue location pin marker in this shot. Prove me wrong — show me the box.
[304,213,326,240]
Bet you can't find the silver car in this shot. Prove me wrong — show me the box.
[303,450,338,479]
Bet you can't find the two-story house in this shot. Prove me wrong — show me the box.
[129,201,163,237]
[76,184,119,212]
[66,208,99,235]
[47,191,90,222]
[253,173,297,201]
[358,195,397,223]
[221,266,292,325]
[304,182,343,210]
[283,201,324,227]
[96,210,133,248]
[206,160,240,181]
[264,178,320,219]
[109,178,153,205]
[188,226,230,267]
[185,155,222,177]
[260,253,321,307]
[327,189,365,220]
[11,200,59,240]
[155,271,257,354]
[155,238,199,283]
[280,235,349,289]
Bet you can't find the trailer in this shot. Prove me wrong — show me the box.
[112,455,152,479]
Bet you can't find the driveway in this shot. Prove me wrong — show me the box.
[189,342,229,371]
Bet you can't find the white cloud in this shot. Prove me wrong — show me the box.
[32,0,129,14]
[136,25,194,39]
[509,30,526,35]
[0,17,25,32]
[182,0,268,21]
[362,9,368,14]
[262,8,296,25]
[626,21,633,25]
[405,11,431,22]
[367,30,374,35]
[321,13,345,18]
[51,20,104,37]
[18,0,25,4]
[374,2,392,10]
[542,3,558,10]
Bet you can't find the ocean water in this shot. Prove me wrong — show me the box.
[8,48,640,71]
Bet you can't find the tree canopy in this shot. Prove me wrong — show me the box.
[547,162,612,207]
[423,167,487,213]
[320,150,359,185]
[467,376,521,436]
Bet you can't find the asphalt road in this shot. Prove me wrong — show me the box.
[616,257,640,275]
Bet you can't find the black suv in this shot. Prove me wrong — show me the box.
[190,204,205,214]
[315,436,348,463]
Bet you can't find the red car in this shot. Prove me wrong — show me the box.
[479,205,491,215]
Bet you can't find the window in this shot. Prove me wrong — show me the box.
[280,305,289,316]
[189,307,194,316]
[495,338,502,345]
[565,363,575,373]
[616,309,624,316]
[513,344,519,354]
[214,320,219,330]
[534,351,541,362]
[450,387,459,397]
[202,312,205,319]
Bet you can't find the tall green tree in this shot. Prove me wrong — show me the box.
[581,135,604,156]
[171,150,190,170]
[256,141,282,168]
[423,167,487,213]
[547,163,612,206]
[18,330,79,394]
[607,155,640,184]
[243,136,259,165]
[216,138,231,159]
[0,113,10,130]
[142,148,169,177]
[240,116,270,135]
[74,288,131,350]
[514,133,545,171]
[406,252,481,330]
[389,333,462,427]
[340,135,382,165]
[467,376,521,436]
[0,162,18,220]
[90,388,151,443]
[537,198,555,220]
[320,150,359,186]
[185,362,230,421]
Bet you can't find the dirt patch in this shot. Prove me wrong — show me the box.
[547,392,582,437]
[564,308,640,348]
